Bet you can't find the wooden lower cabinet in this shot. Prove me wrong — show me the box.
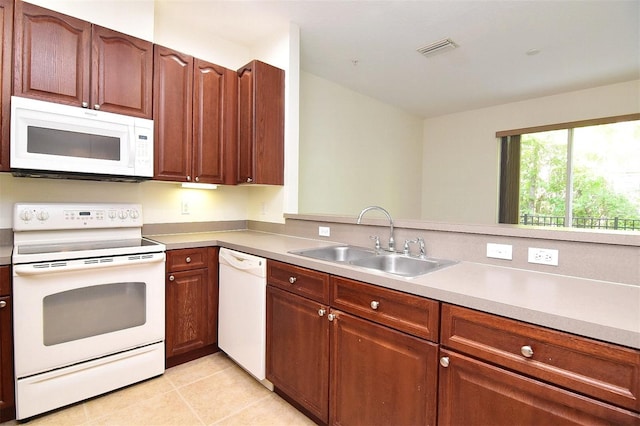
[0,266,13,422]
[331,310,438,426]
[438,349,640,425]
[266,260,439,425]
[165,247,218,367]
[266,285,330,423]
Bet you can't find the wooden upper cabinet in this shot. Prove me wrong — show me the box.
[14,0,91,106]
[237,60,284,185]
[91,25,152,117]
[153,45,193,182]
[192,59,237,185]
[13,1,152,118]
[154,46,237,184]
[0,0,12,172]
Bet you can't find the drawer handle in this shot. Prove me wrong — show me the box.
[440,357,450,368]
[370,300,380,310]
[521,345,534,358]
[185,257,191,263]
[169,275,175,281]
[318,308,326,317]
[289,276,297,284]
[0,301,6,308]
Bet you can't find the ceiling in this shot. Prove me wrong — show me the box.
[157,0,640,118]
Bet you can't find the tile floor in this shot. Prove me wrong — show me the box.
[2,353,315,425]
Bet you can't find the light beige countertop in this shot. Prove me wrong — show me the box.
[149,230,640,350]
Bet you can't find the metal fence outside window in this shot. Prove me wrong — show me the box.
[520,214,640,231]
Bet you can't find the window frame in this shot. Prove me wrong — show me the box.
[497,113,640,227]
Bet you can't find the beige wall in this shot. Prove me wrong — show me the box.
[422,79,640,224]
[298,72,424,219]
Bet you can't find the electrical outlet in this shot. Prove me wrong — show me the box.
[486,243,512,260]
[528,247,559,266]
[181,199,190,215]
[319,226,331,237]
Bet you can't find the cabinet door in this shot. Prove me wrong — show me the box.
[14,0,91,106]
[438,349,640,426]
[266,286,329,423]
[193,59,236,184]
[237,60,284,185]
[153,45,193,181]
[0,266,13,422]
[165,268,209,358]
[91,25,152,118]
[330,310,438,426]
[0,0,11,172]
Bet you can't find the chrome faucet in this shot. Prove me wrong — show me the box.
[403,237,426,258]
[357,206,395,252]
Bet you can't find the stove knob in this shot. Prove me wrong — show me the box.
[108,210,117,219]
[19,209,34,221]
[129,209,140,219]
[36,210,50,221]
[118,210,128,219]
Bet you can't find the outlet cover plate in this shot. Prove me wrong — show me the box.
[318,226,331,237]
[528,247,559,266]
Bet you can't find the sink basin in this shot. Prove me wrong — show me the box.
[350,254,457,278]
[290,245,456,278]
[290,245,376,263]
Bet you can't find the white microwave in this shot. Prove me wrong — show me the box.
[10,96,154,181]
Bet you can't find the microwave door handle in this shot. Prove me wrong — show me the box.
[129,128,136,168]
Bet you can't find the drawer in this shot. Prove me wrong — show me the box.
[267,260,330,304]
[166,248,208,272]
[331,276,439,342]
[441,303,640,412]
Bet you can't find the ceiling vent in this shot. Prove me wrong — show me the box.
[416,38,458,57]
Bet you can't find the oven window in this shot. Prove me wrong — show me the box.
[27,126,121,160]
[43,282,146,346]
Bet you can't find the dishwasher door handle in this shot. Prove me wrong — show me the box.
[219,248,265,271]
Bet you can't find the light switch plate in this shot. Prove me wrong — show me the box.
[486,243,512,260]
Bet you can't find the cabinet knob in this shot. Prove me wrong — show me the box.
[185,257,191,263]
[318,308,326,317]
[521,345,534,358]
[440,357,450,368]
[246,177,253,183]
[289,276,297,284]
[94,104,100,110]
[0,300,6,308]
[327,313,335,322]
[195,176,200,182]
[370,300,380,310]
[169,275,175,281]
[186,175,191,181]
[82,101,89,108]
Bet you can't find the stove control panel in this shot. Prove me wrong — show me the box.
[14,203,144,230]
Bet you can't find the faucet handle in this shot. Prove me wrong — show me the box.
[369,235,381,250]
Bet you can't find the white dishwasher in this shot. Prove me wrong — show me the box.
[218,248,273,389]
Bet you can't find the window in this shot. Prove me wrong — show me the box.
[498,115,640,231]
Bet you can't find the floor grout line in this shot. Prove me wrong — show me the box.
[208,393,273,426]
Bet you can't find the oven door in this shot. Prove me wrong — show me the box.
[12,252,165,378]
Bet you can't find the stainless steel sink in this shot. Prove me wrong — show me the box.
[350,254,457,277]
[290,245,376,262]
[290,245,456,277]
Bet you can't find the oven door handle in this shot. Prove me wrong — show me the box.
[13,253,165,276]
